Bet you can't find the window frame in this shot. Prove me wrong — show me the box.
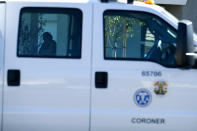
[17,7,83,59]
[103,10,178,68]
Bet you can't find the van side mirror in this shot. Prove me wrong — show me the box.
[176,20,195,68]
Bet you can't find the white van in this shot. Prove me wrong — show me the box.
[0,0,197,131]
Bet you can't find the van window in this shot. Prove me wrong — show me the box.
[104,10,177,67]
[18,8,82,58]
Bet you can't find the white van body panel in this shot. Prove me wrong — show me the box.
[0,0,196,131]
[0,3,5,130]
[3,1,92,131]
[91,3,197,131]
[133,1,179,28]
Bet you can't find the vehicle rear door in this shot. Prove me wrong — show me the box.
[3,1,92,131]
[91,3,197,131]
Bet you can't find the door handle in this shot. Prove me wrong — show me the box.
[7,69,20,86]
[95,72,108,88]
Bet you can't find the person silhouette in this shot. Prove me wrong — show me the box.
[39,32,56,56]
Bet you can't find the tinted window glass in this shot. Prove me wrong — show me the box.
[18,8,82,58]
[104,10,177,67]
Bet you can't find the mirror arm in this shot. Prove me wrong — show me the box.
[186,47,197,68]
[194,47,197,68]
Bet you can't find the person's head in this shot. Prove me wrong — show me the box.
[43,32,52,42]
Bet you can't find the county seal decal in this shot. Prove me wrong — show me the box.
[154,81,167,96]
[134,88,152,107]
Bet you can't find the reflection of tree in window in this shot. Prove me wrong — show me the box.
[19,13,46,55]
[105,15,143,58]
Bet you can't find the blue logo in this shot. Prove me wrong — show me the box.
[134,88,152,107]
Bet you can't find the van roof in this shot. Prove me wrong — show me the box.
[1,0,177,21]
[0,0,160,5]
[0,0,164,10]
[0,0,177,22]
[2,0,172,16]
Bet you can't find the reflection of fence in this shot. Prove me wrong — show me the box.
[106,43,124,58]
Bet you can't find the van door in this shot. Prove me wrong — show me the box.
[0,2,5,130]
[91,3,197,131]
[3,2,92,131]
